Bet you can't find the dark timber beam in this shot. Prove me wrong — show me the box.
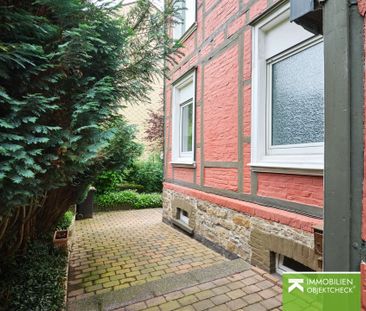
[323,0,364,271]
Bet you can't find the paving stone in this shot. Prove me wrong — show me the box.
[192,299,215,311]
[175,306,195,311]
[84,284,103,293]
[210,305,231,311]
[195,289,215,300]
[245,302,267,311]
[197,281,216,290]
[212,285,231,295]
[243,293,262,305]
[68,209,225,300]
[159,300,180,311]
[164,290,185,301]
[261,297,282,309]
[67,209,283,311]
[257,280,275,290]
[243,285,261,294]
[103,280,120,288]
[125,301,147,311]
[210,294,231,305]
[178,294,199,306]
[227,281,244,290]
[225,298,248,310]
[145,296,166,307]
[258,288,277,299]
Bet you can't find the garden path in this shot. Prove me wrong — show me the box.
[67,209,282,310]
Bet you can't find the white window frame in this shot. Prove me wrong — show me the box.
[171,71,196,164]
[275,254,295,275]
[251,3,324,170]
[173,0,196,40]
[178,208,189,225]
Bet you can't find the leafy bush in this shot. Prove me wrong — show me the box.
[96,191,162,210]
[0,239,67,311]
[117,183,145,193]
[125,156,163,193]
[135,193,163,209]
[95,154,162,196]
[56,210,74,230]
[95,170,124,195]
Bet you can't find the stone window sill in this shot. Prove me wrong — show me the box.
[171,161,196,168]
[250,165,323,176]
[172,219,194,235]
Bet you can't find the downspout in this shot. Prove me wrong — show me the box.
[323,0,364,271]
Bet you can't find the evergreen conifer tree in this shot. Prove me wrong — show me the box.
[0,0,179,254]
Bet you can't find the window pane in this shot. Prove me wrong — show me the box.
[271,42,324,146]
[173,0,185,39]
[185,0,195,30]
[181,102,193,153]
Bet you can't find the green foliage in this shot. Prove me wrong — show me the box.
[117,182,144,193]
[125,155,163,193]
[95,170,124,194]
[56,210,74,230]
[0,0,178,212]
[94,119,142,194]
[96,190,162,210]
[134,192,163,209]
[0,239,67,311]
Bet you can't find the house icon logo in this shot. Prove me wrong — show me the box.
[288,279,304,293]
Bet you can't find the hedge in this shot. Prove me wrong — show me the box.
[95,191,162,211]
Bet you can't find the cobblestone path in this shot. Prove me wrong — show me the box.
[67,209,282,310]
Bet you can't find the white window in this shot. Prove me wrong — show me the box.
[275,254,295,275]
[172,71,195,164]
[275,254,313,275]
[178,208,189,224]
[173,0,196,39]
[251,3,324,170]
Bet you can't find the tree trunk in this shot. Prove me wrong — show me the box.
[0,185,78,257]
[35,185,78,236]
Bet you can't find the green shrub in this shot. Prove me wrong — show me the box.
[0,239,67,311]
[94,170,124,195]
[117,183,145,193]
[126,156,163,193]
[56,210,74,230]
[96,191,162,210]
[96,190,138,210]
[135,193,163,209]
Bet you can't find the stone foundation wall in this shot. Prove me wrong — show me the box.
[163,189,321,272]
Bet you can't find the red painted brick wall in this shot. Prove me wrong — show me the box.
[204,168,238,191]
[203,44,238,162]
[164,0,324,225]
[257,173,323,207]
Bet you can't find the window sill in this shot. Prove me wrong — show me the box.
[250,163,323,176]
[171,161,196,168]
[176,22,197,43]
[172,218,194,235]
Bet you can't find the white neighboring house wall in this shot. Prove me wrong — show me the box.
[90,0,164,157]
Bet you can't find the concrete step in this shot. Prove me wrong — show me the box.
[67,258,251,311]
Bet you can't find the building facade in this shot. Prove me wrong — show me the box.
[163,0,366,293]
